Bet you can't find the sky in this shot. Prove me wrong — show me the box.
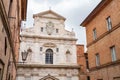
[25,0,101,51]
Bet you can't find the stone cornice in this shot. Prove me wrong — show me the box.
[17,64,80,69]
[20,34,77,41]
[33,10,66,21]
[80,0,112,26]
[38,16,64,20]
[89,59,120,71]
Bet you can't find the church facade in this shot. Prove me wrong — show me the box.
[17,10,80,80]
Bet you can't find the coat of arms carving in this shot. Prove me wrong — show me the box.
[46,21,54,35]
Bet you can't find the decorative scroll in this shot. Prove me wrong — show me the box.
[43,43,56,47]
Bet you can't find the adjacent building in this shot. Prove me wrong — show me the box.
[81,0,120,80]
[76,45,89,80]
[76,45,86,80]
[17,10,80,80]
[0,0,27,80]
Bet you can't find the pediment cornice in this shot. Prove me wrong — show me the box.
[33,10,66,20]
[40,74,59,80]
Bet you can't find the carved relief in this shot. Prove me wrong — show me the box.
[17,68,79,80]
[46,21,54,35]
[18,10,79,80]
[40,74,59,80]
[43,43,56,47]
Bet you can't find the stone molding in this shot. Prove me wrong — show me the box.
[33,10,66,20]
[17,66,80,77]
[43,43,56,47]
[20,34,77,41]
[17,64,80,69]
[89,59,120,71]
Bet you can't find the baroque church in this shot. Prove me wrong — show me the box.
[17,10,80,80]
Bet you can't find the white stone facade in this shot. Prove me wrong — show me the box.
[17,10,80,80]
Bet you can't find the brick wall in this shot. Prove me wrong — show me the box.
[81,0,120,80]
[76,45,87,80]
[86,0,120,45]
[0,0,27,80]
[85,0,120,69]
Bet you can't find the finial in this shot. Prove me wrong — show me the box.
[49,6,51,10]
[72,28,74,32]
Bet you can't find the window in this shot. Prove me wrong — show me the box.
[85,53,89,69]
[56,29,59,33]
[86,59,89,69]
[67,77,71,80]
[2,27,4,32]
[106,16,112,31]
[5,37,7,55]
[10,0,13,2]
[45,49,53,64]
[96,53,100,66]
[114,77,120,80]
[40,47,42,51]
[8,0,13,16]
[93,28,97,40]
[41,27,43,32]
[8,74,11,80]
[0,61,4,80]
[110,46,116,61]
[25,77,31,80]
[56,48,59,52]
[87,76,90,80]
[0,68,2,80]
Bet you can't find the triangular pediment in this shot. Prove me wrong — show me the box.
[33,10,66,20]
[39,74,59,80]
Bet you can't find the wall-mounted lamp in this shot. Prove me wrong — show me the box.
[21,48,32,63]
[21,50,28,63]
